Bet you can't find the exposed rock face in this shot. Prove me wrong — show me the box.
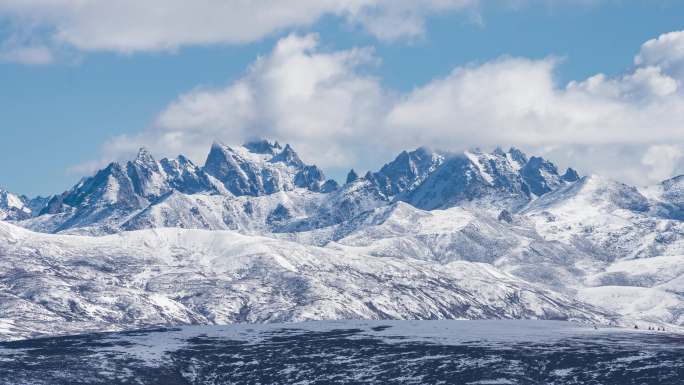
[346,169,359,184]
[0,190,32,220]
[498,209,513,223]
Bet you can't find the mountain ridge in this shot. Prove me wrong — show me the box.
[3,140,589,235]
[2,140,684,339]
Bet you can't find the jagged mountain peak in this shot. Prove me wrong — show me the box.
[270,143,304,167]
[562,167,580,182]
[133,146,156,164]
[203,140,328,197]
[5,141,602,236]
[507,147,528,165]
[162,153,195,168]
[395,146,579,211]
[661,174,684,191]
[210,139,225,152]
[346,169,359,184]
[0,188,32,221]
[243,139,283,155]
[368,146,445,199]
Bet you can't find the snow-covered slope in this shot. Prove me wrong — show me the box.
[315,202,598,293]
[579,255,684,325]
[523,175,684,260]
[13,144,578,236]
[0,189,31,220]
[400,147,578,211]
[0,220,614,340]
[204,140,333,196]
[18,140,339,235]
[4,141,684,339]
[0,189,47,221]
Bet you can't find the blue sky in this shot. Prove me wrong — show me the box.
[2,1,684,196]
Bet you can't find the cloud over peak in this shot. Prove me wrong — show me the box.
[89,30,684,185]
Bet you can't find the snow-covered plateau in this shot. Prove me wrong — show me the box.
[2,320,683,384]
[1,139,683,340]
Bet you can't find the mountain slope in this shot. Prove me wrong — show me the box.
[19,140,338,235]
[399,147,578,211]
[523,175,684,260]
[0,189,31,221]
[0,220,614,340]
[4,141,684,338]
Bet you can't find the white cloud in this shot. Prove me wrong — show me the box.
[635,30,684,77]
[642,145,683,182]
[348,0,477,41]
[89,30,684,185]
[97,33,391,172]
[0,0,479,53]
[0,44,53,65]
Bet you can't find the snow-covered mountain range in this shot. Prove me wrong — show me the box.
[1,139,683,340]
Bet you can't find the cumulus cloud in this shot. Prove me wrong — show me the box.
[0,0,479,54]
[89,30,684,185]
[635,30,684,77]
[99,33,390,172]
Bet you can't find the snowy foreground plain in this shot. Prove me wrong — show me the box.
[0,320,682,384]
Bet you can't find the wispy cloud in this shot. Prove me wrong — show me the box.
[0,44,53,65]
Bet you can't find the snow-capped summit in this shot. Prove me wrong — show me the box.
[367,147,444,200]
[159,154,215,194]
[132,146,156,165]
[526,174,650,214]
[346,169,359,184]
[126,147,170,199]
[34,161,147,232]
[14,143,585,235]
[243,139,282,155]
[400,147,578,211]
[646,174,684,220]
[270,143,304,167]
[520,156,566,196]
[0,189,32,220]
[19,140,339,234]
[204,141,329,196]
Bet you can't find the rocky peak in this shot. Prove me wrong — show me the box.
[294,165,326,191]
[520,156,563,197]
[346,169,359,184]
[270,144,304,167]
[133,147,156,166]
[498,209,513,223]
[244,139,282,155]
[126,148,168,199]
[205,141,230,168]
[562,168,580,182]
[370,147,443,199]
[0,189,31,221]
[507,147,528,166]
[160,156,213,194]
[203,141,327,196]
[400,147,579,211]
